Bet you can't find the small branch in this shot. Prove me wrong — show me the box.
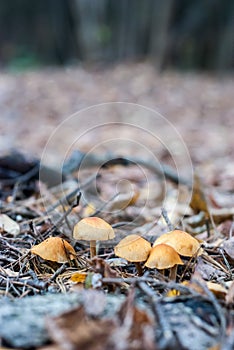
[161,207,174,231]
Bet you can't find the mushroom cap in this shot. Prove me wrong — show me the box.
[31,237,76,263]
[145,244,184,269]
[73,217,115,241]
[153,230,200,257]
[114,234,151,262]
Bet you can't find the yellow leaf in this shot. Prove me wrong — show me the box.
[83,203,96,217]
[166,289,180,297]
[70,272,87,283]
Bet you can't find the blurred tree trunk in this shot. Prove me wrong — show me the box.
[74,0,107,61]
[0,0,233,70]
[110,0,152,60]
[148,0,173,69]
[215,2,234,70]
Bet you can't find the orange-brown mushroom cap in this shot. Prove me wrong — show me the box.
[153,230,200,257]
[114,234,151,262]
[145,243,184,269]
[73,217,115,241]
[31,237,76,263]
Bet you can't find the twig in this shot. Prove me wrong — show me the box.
[137,281,176,349]
[44,192,81,237]
[46,174,96,213]
[49,263,67,282]
[112,221,138,228]
[90,192,120,217]
[218,248,233,279]
[62,150,191,187]
[161,208,174,231]
[1,163,40,186]
[102,276,202,296]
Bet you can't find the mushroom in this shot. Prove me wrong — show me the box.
[153,230,201,257]
[114,234,151,275]
[73,217,115,258]
[31,237,76,263]
[145,243,184,279]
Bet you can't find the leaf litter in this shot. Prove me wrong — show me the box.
[0,149,234,350]
[0,66,234,350]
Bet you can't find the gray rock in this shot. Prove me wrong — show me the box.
[0,291,124,348]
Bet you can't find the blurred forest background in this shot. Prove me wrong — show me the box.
[0,0,233,71]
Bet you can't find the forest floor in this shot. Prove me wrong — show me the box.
[0,63,234,350]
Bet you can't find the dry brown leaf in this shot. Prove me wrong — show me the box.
[117,289,155,350]
[210,208,234,225]
[206,282,227,299]
[222,237,234,259]
[108,190,139,211]
[217,220,233,237]
[190,174,209,215]
[47,305,115,350]
[225,281,234,304]
[91,257,118,278]
[195,258,226,280]
[208,345,221,350]
[0,214,20,236]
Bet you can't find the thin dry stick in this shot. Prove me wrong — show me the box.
[89,192,120,217]
[161,207,174,231]
[46,174,98,213]
[218,248,233,279]
[62,150,191,187]
[137,281,176,349]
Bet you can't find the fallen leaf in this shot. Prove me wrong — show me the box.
[116,289,155,350]
[225,281,234,304]
[47,305,115,350]
[70,272,87,283]
[195,257,226,280]
[222,237,234,259]
[83,202,96,217]
[206,282,227,299]
[108,190,139,211]
[0,214,20,236]
[190,174,209,216]
[217,220,233,238]
[166,289,181,297]
[91,257,118,278]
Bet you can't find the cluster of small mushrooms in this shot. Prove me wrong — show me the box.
[31,216,201,280]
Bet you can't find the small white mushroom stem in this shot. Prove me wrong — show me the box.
[169,265,178,280]
[135,262,143,276]
[90,240,97,258]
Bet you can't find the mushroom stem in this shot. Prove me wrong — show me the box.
[169,265,177,280]
[135,262,143,276]
[90,240,97,258]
